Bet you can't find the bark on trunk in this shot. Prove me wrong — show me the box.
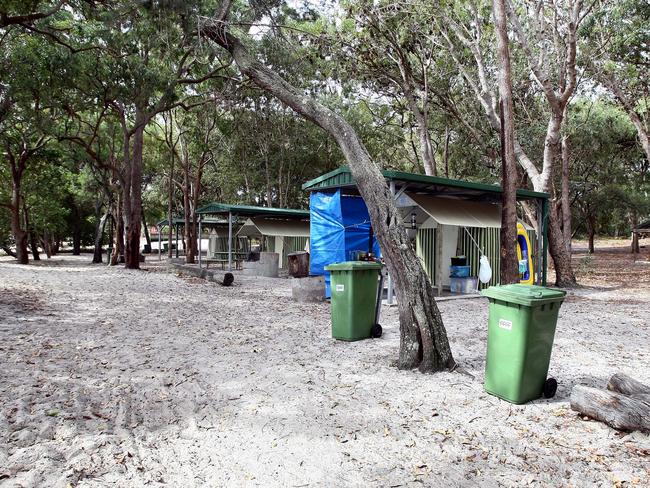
[561,136,572,254]
[494,0,519,285]
[92,208,108,264]
[24,204,40,261]
[587,214,596,254]
[204,18,454,372]
[548,201,577,286]
[11,178,28,264]
[123,112,145,269]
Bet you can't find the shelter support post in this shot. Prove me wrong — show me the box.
[536,199,543,285]
[158,225,161,261]
[435,225,443,296]
[198,218,202,268]
[542,198,549,286]
[386,181,396,305]
[228,212,233,272]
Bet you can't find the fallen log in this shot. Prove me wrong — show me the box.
[570,385,650,432]
[607,373,650,400]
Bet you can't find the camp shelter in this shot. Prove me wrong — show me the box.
[302,167,549,301]
[155,217,239,258]
[196,203,310,271]
[236,217,310,268]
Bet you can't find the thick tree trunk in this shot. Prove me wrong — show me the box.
[587,214,596,254]
[11,178,28,264]
[124,114,145,269]
[24,204,40,261]
[561,136,572,254]
[41,229,52,258]
[204,18,455,372]
[183,163,196,264]
[548,202,577,286]
[570,385,650,432]
[92,208,108,264]
[113,199,125,266]
[494,0,519,285]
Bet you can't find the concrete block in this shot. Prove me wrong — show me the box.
[291,276,326,302]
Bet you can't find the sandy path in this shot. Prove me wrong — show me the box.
[1,255,649,487]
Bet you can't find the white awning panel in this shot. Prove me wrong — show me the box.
[236,217,309,237]
[407,193,502,228]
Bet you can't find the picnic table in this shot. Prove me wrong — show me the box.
[205,252,248,270]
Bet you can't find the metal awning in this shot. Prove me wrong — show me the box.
[406,193,503,228]
[236,218,310,238]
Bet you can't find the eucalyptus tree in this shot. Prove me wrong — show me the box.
[434,0,599,286]
[65,1,232,268]
[0,30,69,263]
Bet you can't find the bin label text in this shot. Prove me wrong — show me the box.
[498,319,512,331]
[336,284,345,292]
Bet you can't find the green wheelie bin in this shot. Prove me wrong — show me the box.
[324,261,382,341]
[481,284,566,404]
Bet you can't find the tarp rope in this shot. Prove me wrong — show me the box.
[463,226,485,256]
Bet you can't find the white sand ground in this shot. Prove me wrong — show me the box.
[0,255,649,487]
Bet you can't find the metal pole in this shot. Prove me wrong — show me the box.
[542,198,549,286]
[536,199,543,285]
[198,217,202,268]
[158,225,161,261]
[387,180,396,305]
[228,212,233,271]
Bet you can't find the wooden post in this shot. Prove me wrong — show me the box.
[158,225,161,261]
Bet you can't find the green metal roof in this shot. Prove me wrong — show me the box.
[196,203,309,219]
[157,217,230,228]
[302,166,549,201]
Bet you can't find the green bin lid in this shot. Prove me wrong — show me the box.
[481,284,566,306]
[324,261,382,271]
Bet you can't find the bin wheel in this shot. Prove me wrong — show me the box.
[371,323,382,338]
[543,378,558,399]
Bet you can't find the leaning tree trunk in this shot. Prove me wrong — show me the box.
[204,19,455,372]
[494,0,519,285]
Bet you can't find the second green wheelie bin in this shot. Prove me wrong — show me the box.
[324,261,381,341]
[481,284,566,404]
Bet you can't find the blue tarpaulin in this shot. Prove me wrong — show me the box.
[309,190,380,296]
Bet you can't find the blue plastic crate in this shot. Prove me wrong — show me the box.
[450,265,471,278]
